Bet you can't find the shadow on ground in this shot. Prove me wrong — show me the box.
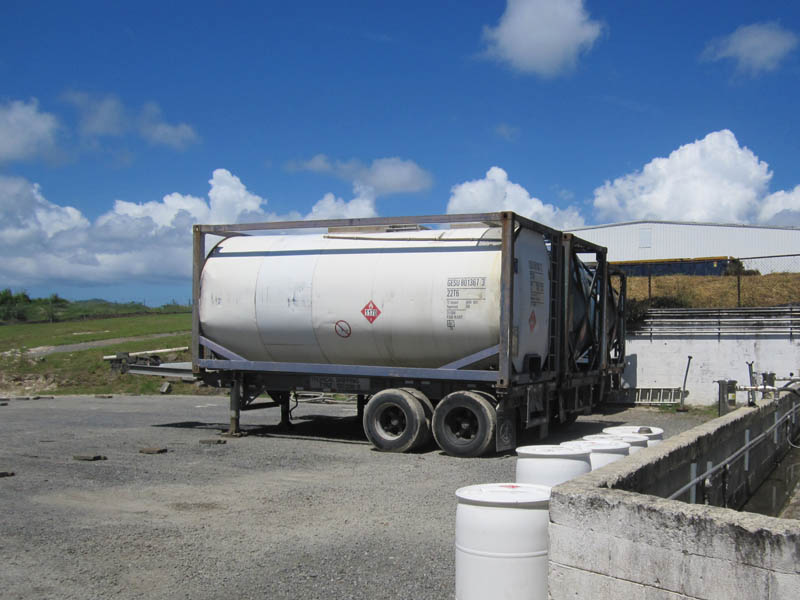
[153,413,632,455]
[154,413,369,445]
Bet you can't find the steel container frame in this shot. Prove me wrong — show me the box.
[191,211,626,451]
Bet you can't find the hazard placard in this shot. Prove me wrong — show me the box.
[361,300,381,324]
[529,310,536,332]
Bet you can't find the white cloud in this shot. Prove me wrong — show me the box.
[139,102,200,149]
[591,129,800,225]
[292,153,333,173]
[759,186,800,226]
[306,189,378,220]
[287,154,432,219]
[0,168,386,288]
[0,170,298,287]
[447,166,585,229]
[61,92,200,151]
[482,0,602,77]
[494,123,519,141]
[0,99,59,162]
[702,22,798,75]
[358,158,432,195]
[0,175,88,246]
[62,91,127,136]
[290,154,433,197]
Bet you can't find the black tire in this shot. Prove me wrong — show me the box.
[432,391,497,457]
[363,389,427,452]
[400,388,434,450]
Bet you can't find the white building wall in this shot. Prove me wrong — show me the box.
[569,221,800,269]
[623,335,800,405]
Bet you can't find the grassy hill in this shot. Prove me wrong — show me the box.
[625,272,800,308]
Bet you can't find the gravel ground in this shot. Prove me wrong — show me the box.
[0,395,711,600]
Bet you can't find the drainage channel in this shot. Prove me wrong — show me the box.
[740,439,800,517]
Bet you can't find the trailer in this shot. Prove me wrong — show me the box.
[172,211,625,456]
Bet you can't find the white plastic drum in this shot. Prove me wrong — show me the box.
[560,440,630,470]
[602,425,664,446]
[515,444,592,486]
[583,433,649,454]
[455,483,551,600]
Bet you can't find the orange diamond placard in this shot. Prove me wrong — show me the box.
[529,310,537,332]
[361,300,381,324]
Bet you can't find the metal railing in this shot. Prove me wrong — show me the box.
[668,389,800,507]
[631,306,799,337]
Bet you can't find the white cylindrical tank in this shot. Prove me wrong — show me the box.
[561,440,630,469]
[455,483,551,600]
[515,445,592,486]
[199,227,551,370]
[602,426,664,446]
[583,433,649,454]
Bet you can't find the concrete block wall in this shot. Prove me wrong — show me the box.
[624,335,800,405]
[548,392,800,600]
[609,394,800,508]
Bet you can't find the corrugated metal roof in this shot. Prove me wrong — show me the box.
[570,220,800,232]
[566,221,800,271]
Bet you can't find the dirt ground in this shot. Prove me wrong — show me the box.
[0,395,711,600]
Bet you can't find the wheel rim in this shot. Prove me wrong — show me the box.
[443,407,479,443]
[377,403,406,438]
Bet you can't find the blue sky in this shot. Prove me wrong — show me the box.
[2,1,799,304]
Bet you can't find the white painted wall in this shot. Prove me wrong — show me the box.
[623,335,800,405]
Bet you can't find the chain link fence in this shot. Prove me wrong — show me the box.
[616,253,800,308]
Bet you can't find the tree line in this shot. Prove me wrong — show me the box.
[0,289,68,323]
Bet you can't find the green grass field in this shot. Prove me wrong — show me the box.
[0,314,201,396]
[0,313,191,353]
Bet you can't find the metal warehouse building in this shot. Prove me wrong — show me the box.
[567,220,800,274]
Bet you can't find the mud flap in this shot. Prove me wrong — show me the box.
[495,402,517,452]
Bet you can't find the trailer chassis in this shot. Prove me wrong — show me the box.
[191,211,626,455]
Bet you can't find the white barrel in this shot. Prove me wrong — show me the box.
[515,444,592,486]
[199,227,551,370]
[455,483,551,600]
[560,440,630,469]
[583,433,649,454]
[602,425,664,446]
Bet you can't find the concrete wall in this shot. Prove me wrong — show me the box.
[624,334,800,405]
[548,392,800,600]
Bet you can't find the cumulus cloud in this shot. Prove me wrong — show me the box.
[61,92,200,150]
[289,154,433,196]
[0,167,390,288]
[592,129,800,225]
[306,189,378,220]
[287,154,432,218]
[0,99,59,162]
[758,186,800,226]
[702,22,798,75]
[482,0,602,77]
[0,170,296,287]
[62,91,127,137]
[139,102,200,149]
[447,166,585,229]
